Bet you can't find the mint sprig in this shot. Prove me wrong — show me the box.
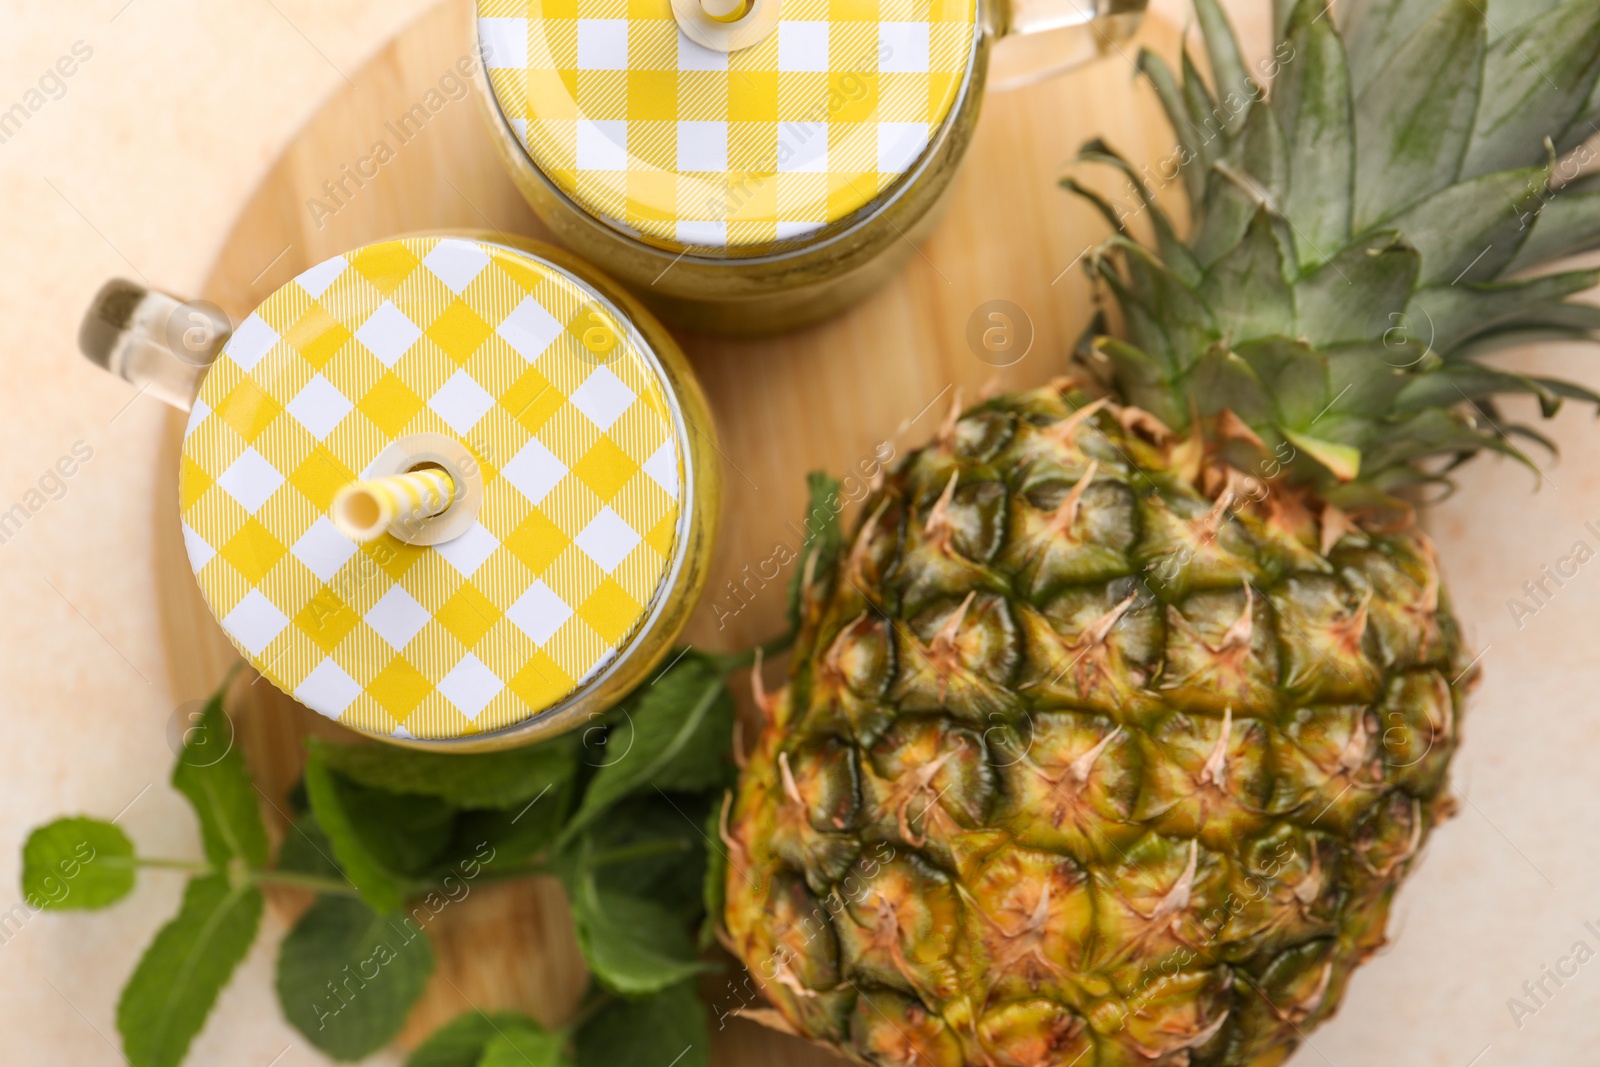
[113,693,272,1067]
[18,475,839,1066]
[21,649,748,1066]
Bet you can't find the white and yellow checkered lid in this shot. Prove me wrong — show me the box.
[477,0,978,254]
[180,237,685,742]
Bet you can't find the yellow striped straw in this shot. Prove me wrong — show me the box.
[332,468,457,543]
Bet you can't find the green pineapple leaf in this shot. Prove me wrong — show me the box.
[312,735,579,811]
[573,979,709,1067]
[1351,0,1485,228]
[1134,49,1208,207]
[1110,241,1216,368]
[1558,65,1600,151]
[1322,343,1414,414]
[1411,267,1600,352]
[404,1011,550,1067]
[1294,232,1418,344]
[1462,0,1600,179]
[1199,208,1296,340]
[1187,344,1274,425]
[1270,0,1297,44]
[556,651,734,846]
[1181,49,1222,173]
[787,470,845,630]
[1277,0,1354,269]
[1193,0,1256,134]
[1282,428,1361,481]
[1092,336,1178,426]
[1390,362,1591,419]
[1238,92,1290,206]
[1483,0,1565,40]
[171,694,269,869]
[1451,301,1600,361]
[21,817,134,911]
[1072,142,1200,283]
[1387,167,1547,286]
[1503,188,1600,275]
[116,875,263,1067]
[1341,0,1446,95]
[1092,244,1174,369]
[275,894,435,1061]
[1191,163,1260,268]
[1234,337,1330,429]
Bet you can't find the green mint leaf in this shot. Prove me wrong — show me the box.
[276,894,435,1061]
[276,813,344,881]
[580,795,709,917]
[403,1011,544,1067]
[306,744,457,876]
[171,694,269,868]
[560,799,714,994]
[116,875,263,1067]
[303,753,411,913]
[558,654,734,846]
[21,816,135,911]
[574,980,709,1067]
[566,863,706,995]
[313,735,579,810]
[787,471,844,630]
[479,1022,569,1067]
[449,787,570,871]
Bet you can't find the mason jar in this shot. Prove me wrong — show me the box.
[473,0,1146,333]
[80,234,719,751]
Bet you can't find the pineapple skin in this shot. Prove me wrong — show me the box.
[723,387,1470,1066]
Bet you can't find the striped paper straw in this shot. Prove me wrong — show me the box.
[332,468,457,543]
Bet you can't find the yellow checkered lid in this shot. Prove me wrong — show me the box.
[477,0,978,254]
[180,237,687,742]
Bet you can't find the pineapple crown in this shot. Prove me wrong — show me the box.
[1071,0,1600,506]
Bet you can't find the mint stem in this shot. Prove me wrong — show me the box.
[126,856,365,897]
[127,857,212,873]
[587,838,692,868]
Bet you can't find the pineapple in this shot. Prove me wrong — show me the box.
[720,0,1600,1063]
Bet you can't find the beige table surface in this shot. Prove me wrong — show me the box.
[2,1,1598,1065]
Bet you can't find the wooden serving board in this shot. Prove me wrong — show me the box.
[157,1,1192,1060]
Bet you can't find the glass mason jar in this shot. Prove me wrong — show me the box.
[79,234,719,751]
[472,0,1146,333]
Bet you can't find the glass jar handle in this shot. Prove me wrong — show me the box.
[78,280,231,412]
[989,0,1146,91]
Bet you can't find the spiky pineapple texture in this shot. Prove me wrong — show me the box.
[724,389,1467,1065]
[722,0,1600,1063]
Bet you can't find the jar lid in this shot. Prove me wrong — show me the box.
[180,237,686,742]
[477,0,978,254]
